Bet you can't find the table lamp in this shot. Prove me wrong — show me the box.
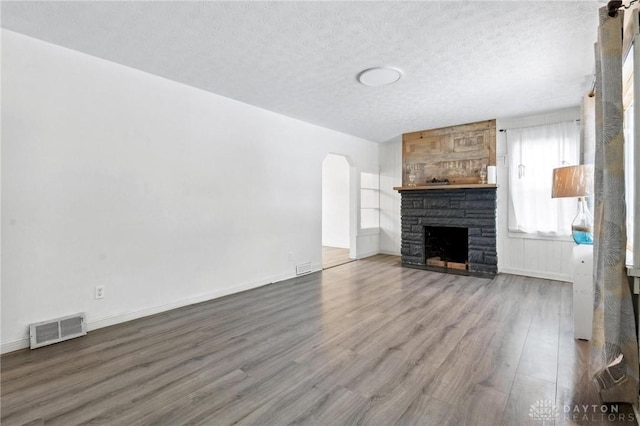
[552,164,594,245]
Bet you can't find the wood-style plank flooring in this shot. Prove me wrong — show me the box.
[322,246,354,270]
[1,255,635,425]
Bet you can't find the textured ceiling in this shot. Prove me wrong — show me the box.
[1,1,602,143]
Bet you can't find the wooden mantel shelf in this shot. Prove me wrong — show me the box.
[393,184,497,191]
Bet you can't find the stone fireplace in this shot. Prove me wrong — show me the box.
[398,187,497,275]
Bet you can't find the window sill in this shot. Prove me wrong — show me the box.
[507,231,573,242]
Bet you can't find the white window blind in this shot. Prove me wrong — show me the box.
[507,121,580,236]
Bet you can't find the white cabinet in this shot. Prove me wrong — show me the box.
[572,244,594,340]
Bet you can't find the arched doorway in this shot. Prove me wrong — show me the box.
[322,154,355,269]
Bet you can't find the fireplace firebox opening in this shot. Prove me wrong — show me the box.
[425,226,468,270]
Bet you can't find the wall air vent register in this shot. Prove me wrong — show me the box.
[29,313,87,349]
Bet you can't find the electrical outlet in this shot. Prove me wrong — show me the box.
[95,285,105,299]
[288,251,294,261]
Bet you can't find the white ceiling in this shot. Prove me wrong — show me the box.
[1,1,602,143]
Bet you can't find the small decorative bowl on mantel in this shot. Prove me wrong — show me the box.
[424,178,449,186]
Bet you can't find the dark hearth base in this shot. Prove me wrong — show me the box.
[400,262,497,279]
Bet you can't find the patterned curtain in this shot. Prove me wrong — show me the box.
[590,6,639,403]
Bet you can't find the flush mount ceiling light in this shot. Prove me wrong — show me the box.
[357,67,403,86]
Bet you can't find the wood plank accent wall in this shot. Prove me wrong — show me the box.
[402,120,496,186]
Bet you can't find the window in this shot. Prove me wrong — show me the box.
[507,121,581,236]
[360,172,379,229]
[623,44,636,267]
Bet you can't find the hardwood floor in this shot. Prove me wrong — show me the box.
[1,255,635,425]
[322,246,353,269]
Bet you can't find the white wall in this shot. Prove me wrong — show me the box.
[378,108,581,281]
[322,154,350,248]
[1,30,379,353]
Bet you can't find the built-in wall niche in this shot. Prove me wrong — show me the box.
[360,171,380,229]
[402,119,496,186]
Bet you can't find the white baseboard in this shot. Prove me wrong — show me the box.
[499,267,571,282]
[378,250,401,256]
[1,338,30,354]
[355,250,380,260]
[86,277,281,332]
[1,270,304,355]
[321,241,349,249]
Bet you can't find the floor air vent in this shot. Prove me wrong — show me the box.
[296,262,312,275]
[29,313,87,349]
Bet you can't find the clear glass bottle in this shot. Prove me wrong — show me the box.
[479,163,487,184]
[572,197,594,245]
